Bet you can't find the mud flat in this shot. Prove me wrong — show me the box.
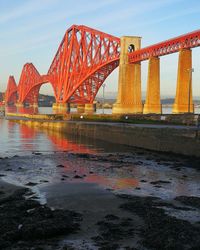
[0,150,200,249]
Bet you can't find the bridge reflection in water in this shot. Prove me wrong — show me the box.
[18,120,96,154]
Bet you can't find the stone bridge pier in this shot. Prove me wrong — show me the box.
[113,36,143,114]
[173,48,194,113]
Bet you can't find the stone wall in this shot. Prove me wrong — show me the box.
[61,122,200,157]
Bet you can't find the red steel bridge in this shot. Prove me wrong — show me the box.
[4,25,200,107]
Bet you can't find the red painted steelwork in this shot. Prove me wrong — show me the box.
[48,25,120,103]
[129,29,200,63]
[6,25,120,105]
[5,76,18,104]
[17,63,49,105]
[4,26,200,106]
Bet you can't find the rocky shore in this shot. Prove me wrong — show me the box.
[0,150,200,249]
[0,181,81,249]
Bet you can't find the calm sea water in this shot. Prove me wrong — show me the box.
[0,118,100,157]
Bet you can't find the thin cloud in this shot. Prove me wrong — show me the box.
[133,6,200,30]
[0,0,58,24]
[0,0,121,38]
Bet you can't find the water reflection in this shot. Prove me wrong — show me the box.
[84,175,139,190]
[0,118,97,156]
[44,129,96,154]
[6,106,39,114]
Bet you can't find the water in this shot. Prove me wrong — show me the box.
[0,118,103,156]
[0,113,200,228]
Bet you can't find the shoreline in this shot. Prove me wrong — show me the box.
[0,150,200,249]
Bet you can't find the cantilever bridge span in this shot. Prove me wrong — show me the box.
[5,25,120,106]
[4,25,200,114]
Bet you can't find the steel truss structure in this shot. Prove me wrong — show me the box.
[129,29,200,63]
[4,26,200,105]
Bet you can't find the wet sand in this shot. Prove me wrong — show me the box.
[0,150,200,249]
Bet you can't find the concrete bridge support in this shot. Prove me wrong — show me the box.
[84,103,96,114]
[29,103,38,108]
[77,104,85,113]
[143,57,161,114]
[15,102,24,107]
[173,49,194,114]
[52,103,70,112]
[113,36,143,114]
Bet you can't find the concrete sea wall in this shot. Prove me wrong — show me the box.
[62,122,200,157]
[6,112,200,157]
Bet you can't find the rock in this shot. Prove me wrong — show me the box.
[25,182,37,187]
[0,189,81,249]
[34,152,42,155]
[93,216,134,248]
[40,180,49,183]
[73,175,83,179]
[154,185,162,188]
[18,224,23,230]
[104,214,119,221]
[150,180,171,185]
[134,161,143,165]
[119,195,200,250]
[56,164,65,168]
[175,196,200,209]
[76,153,90,159]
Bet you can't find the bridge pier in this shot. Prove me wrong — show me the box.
[52,103,70,112]
[77,104,85,113]
[15,102,24,107]
[143,57,161,114]
[173,49,194,113]
[84,103,96,114]
[29,103,38,108]
[113,36,143,114]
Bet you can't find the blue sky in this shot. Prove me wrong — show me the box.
[0,0,200,98]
